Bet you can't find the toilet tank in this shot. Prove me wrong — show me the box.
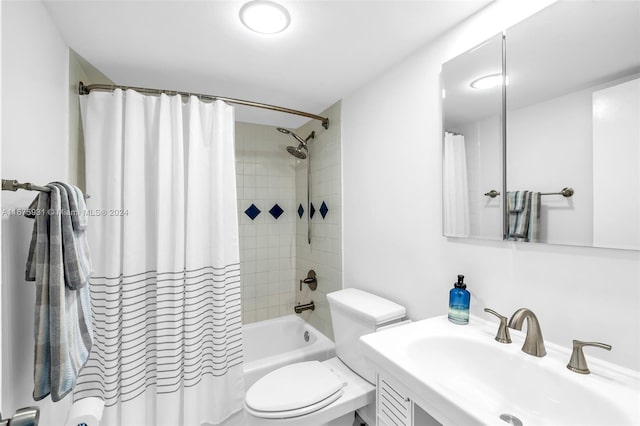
[326,288,406,383]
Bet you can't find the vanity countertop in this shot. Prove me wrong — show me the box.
[360,315,640,425]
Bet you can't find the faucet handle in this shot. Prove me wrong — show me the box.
[299,269,318,291]
[484,308,512,344]
[567,340,612,374]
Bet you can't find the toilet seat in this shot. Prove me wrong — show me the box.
[245,361,345,419]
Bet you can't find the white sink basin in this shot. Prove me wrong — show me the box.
[360,316,640,425]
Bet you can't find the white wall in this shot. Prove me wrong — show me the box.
[342,0,640,371]
[1,1,72,423]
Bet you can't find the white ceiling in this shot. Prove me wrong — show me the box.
[44,0,492,129]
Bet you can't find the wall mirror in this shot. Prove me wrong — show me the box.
[442,33,504,240]
[442,1,640,250]
[505,1,640,249]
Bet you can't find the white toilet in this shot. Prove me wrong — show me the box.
[244,288,406,426]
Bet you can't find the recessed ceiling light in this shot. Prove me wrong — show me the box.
[240,1,291,34]
[470,73,504,89]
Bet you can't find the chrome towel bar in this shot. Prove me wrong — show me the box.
[484,187,574,198]
[2,179,90,199]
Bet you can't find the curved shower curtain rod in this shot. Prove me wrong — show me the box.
[79,82,330,129]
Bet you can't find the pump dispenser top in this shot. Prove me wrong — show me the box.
[448,274,470,325]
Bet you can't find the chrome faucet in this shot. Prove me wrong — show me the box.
[508,308,546,357]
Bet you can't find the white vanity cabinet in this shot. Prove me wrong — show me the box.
[375,374,442,426]
[376,374,412,426]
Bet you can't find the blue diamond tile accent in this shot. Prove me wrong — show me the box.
[320,201,329,219]
[244,203,261,220]
[297,204,304,218]
[310,203,316,219]
[269,203,284,220]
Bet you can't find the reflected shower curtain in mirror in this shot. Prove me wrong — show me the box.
[76,89,243,426]
[443,132,470,237]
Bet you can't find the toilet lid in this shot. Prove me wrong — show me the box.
[245,361,344,414]
[245,388,343,419]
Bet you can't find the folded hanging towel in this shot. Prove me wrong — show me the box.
[507,191,527,213]
[507,191,531,241]
[527,192,541,242]
[56,182,91,290]
[507,191,542,242]
[26,183,91,289]
[25,183,93,402]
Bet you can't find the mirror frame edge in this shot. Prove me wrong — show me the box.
[501,31,507,241]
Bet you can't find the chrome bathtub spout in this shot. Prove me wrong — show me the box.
[294,301,315,314]
[508,308,546,357]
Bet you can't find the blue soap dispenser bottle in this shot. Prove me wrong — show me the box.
[448,274,470,325]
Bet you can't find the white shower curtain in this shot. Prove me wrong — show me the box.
[76,89,243,426]
[443,132,470,237]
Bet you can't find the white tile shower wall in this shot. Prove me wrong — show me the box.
[294,102,342,340]
[236,123,298,323]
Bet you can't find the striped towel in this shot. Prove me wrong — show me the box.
[507,191,527,213]
[25,183,93,402]
[56,182,91,290]
[527,192,541,242]
[506,191,541,242]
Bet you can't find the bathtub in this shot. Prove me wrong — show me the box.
[242,314,336,389]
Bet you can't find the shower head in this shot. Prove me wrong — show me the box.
[287,144,308,159]
[277,127,306,145]
[278,128,315,159]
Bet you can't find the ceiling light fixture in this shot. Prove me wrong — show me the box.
[470,73,505,89]
[240,0,291,34]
